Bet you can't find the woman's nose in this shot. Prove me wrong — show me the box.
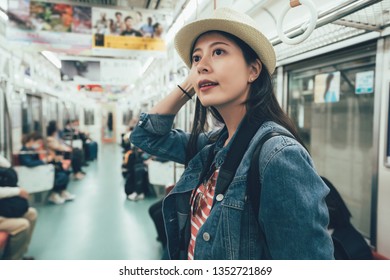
[196,57,210,74]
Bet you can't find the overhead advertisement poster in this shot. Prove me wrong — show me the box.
[6,1,169,56]
[77,85,132,101]
[6,0,92,53]
[314,71,341,104]
[61,60,100,83]
[60,58,141,85]
[91,7,167,57]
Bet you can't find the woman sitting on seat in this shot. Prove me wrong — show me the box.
[18,132,75,205]
[47,121,85,180]
[0,154,37,260]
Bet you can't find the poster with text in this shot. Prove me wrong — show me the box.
[61,60,100,82]
[355,70,374,94]
[29,1,72,32]
[6,1,92,53]
[61,58,141,84]
[91,7,167,55]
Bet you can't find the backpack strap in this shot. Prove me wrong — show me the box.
[213,117,266,200]
[247,131,295,258]
[195,116,266,206]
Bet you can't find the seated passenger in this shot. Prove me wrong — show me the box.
[64,119,98,162]
[62,120,75,140]
[47,121,85,180]
[18,132,75,204]
[121,126,133,152]
[124,148,149,201]
[0,154,37,260]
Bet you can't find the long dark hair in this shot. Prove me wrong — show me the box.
[185,31,304,165]
[47,120,58,136]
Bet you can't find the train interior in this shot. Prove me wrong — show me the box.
[0,0,390,260]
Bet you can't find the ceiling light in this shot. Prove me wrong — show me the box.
[41,51,62,69]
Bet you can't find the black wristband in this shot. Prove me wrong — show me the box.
[177,85,192,100]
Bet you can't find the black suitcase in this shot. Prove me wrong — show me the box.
[85,141,98,161]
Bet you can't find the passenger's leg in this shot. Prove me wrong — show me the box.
[23,208,38,247]
[0,217,30,260]
[71,149,85,179]
[49,171,70,204]
[55,171,75,201]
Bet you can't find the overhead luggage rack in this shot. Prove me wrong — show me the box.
[274,0,390,62]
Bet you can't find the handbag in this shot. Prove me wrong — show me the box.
[0,167,18,187]
[0,166,29,218]
[0,197,29,218]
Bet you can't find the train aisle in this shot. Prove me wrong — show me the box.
[27,143,163,260]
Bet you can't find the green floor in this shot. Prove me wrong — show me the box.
[28,143,163,260]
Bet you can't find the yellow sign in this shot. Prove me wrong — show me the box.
[93,34,166,51]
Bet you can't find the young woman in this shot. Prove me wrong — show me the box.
[46,120,85,180]
[131,7,334,260]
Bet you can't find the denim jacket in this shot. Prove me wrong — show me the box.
[131,113,334,260]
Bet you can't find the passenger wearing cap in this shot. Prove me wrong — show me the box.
[131,7,334,260]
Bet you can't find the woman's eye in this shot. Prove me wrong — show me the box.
[214,49,224,56]
[192,55,200,63]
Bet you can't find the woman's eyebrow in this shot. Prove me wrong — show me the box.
[192,41,230,54]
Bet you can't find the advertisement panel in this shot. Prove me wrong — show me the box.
[6,1,91,52]
[61,58,141,84]
[91,7,167,56]
[6,1,169,56]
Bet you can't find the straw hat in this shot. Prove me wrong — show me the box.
[174,7,276,74]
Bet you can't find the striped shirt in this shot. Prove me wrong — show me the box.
[188,168,219,260]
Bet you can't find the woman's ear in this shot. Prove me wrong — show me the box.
[249,59,262,82]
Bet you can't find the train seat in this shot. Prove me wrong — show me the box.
[0,231,9,259]
[13,165,55,194]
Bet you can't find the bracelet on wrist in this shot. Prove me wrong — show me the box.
[177,85,192,100]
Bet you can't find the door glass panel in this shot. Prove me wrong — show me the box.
[287,43,376,237]
[31,96,42,133]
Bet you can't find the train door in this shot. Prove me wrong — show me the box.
[285,41,377,241]
[40,94,58,133]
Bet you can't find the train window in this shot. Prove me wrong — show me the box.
[49,99,59,122]
[84,109,95,125]
[286,42,377,238]
[122,109,133,126]
[62,102,75,126]
[31,96,42,133]
[21,94,43,135]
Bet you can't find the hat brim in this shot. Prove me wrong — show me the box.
[174,18,276,74]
